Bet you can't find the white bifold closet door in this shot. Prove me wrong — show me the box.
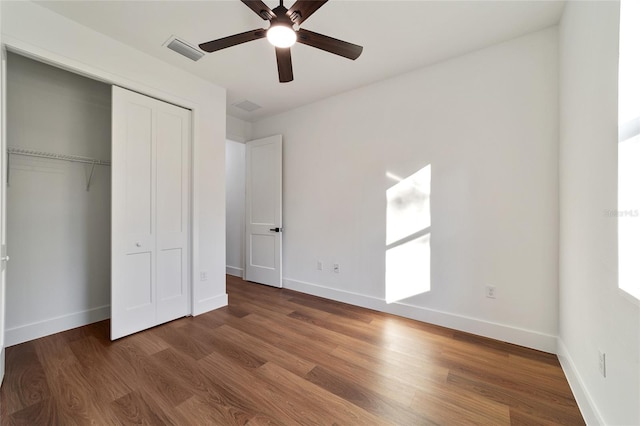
[111,86,190,340]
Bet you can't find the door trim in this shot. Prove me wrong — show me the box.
[0,42,7,386]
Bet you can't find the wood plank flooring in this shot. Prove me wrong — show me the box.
[0,275,585,425]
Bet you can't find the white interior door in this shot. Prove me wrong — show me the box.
[245,135,282,287]
[111,86,190,340]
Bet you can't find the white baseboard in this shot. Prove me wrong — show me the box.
[226,266,244,277]
[4,293,229,346]
[5,305,110,347]
[557,339,604,425]
[193,293,228,316]
[283,278,557,353]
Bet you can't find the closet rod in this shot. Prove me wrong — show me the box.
[7,147,111,166]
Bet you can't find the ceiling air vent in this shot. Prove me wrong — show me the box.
[234,100,262,112]
[165,36,204,62]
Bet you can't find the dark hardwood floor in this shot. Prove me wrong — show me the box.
[1,275,584,425]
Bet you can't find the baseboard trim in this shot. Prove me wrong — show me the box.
[5,293,229,346]
[557,339,604,425]
[226,266,244,278]
[193,293,228,316]
[5,305,110,347]
[283,278,557,353]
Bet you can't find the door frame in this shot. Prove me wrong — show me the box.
[224,138,247,280]
[0,42,6,387]
[0,41,200,319]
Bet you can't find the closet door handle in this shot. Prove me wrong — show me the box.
[135,242,142,247]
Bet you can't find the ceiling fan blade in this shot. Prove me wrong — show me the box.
[296,28,363,60]
[199,29,266,53]
[240,0,276,20]
[286,0,328,25]
[275,47,293,83]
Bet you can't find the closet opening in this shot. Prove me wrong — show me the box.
[4,52,112,345]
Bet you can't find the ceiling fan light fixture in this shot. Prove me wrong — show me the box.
[267,25,296,48]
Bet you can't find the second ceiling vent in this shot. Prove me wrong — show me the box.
[234,100,262,113]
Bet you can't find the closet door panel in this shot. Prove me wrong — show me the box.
[156,111,184,234]
[125,103,153,237]
[123,252,154,310]
[112,251,155,338]
[156,107,189,323]
[112,86,190,340]
[158,248,183,299]
[112,94,156,339]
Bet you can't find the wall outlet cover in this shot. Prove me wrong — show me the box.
[486,286,496,298]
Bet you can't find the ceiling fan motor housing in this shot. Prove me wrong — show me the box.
[270,5,295,30]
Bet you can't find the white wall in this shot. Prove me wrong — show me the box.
[226,140,245,277]
[227,115,252,143]
[5,53,111,345]
[1,1,228,340]
[252,27,560,352]
[558,2,640,425]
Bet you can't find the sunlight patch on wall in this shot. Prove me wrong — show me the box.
[618,135,640,301]
[618,0,640,301]
[385,164,431,303]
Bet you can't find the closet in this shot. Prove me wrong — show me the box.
[5,52,191,345]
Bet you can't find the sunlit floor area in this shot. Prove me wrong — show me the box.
[0,275,584,425]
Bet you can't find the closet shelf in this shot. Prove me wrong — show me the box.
[7,147,111,166]
[7,147,111,191]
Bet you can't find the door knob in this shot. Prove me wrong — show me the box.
[135,242,142,247]
[1,256,9,262]
[269,227,281,233]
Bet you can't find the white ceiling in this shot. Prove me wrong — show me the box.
[36,0,565,122]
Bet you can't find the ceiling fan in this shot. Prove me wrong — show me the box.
[198,0,363,83]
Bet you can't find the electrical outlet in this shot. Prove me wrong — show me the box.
[598,351,606,378]
[317,260,323,271]
[200,271,208,281]
[486,285,496,299]
[333,263,340,273]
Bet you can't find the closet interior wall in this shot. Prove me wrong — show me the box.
[5,52,111,345]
